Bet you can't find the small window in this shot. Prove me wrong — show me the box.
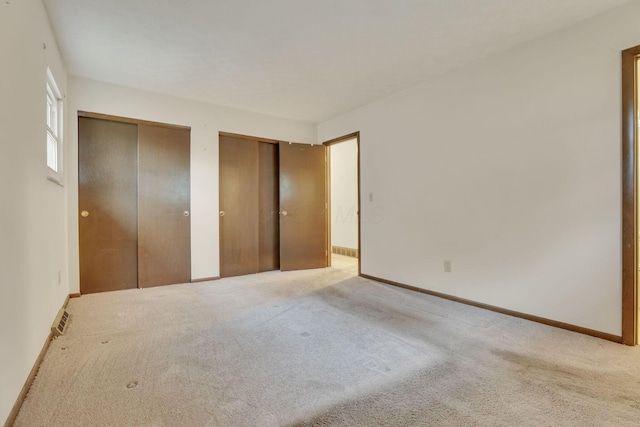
[46,68,63,184]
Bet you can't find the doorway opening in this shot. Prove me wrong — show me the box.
[323,132,361,275]
[621,46,640,345]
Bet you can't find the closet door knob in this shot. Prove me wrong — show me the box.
[219,211,225,217]
[280,211,288,216]
[81,210,89,217]
[183,211,190,217]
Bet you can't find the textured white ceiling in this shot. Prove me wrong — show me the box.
[44,0,631,123]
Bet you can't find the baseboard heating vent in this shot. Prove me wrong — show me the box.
[332,245,359,258]
[51,308,70,336]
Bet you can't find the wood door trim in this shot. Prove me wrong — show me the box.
[356,135,361,276]
[219,131,282,145]
[322,132,361,275]
[621,45,640,346]
[326,147,332,266]
[78,111,191,130]
[361,273,623,344]
[323,132,360,147]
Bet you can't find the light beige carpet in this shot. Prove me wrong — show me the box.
[15,255,640,426]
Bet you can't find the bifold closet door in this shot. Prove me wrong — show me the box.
[138,125,191,287]
[78,117,138,294]
[279,142,328,271]
[219,135,260,277]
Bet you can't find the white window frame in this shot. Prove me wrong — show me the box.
[46,68,64,185]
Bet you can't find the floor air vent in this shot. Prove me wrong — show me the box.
[51,308,69,336]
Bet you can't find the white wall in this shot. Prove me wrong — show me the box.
[319,1,640,337]
[67,77,316,291]
[330,139,359,249]
[0,0,69,422]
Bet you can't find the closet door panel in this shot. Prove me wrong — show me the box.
[258,142,280,272]
[78,117,138,294]
[138,125,191,287]
[279,142,328,271]
[219,135,259,277]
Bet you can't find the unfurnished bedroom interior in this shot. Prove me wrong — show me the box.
[4,0,640,426]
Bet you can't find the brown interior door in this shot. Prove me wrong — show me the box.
[78,117,138,294]
[259,142,280,272]
[137,125,191,287]
[279,142,328,271]
[219,135,260,277]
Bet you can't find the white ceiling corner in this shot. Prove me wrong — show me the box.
[43,0,632,123]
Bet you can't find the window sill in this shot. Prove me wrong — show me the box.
[47,174,64,187]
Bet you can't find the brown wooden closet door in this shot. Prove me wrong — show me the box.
[259,143,280,272]
[78,117,138,294]
[279,142,328,271]
[138,125,191,287]
[219,135,259,277]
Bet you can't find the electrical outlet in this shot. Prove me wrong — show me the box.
[444,260,452,273]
